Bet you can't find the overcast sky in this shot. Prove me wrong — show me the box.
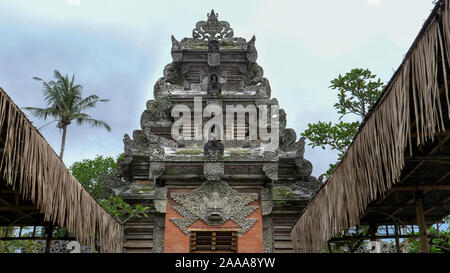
[0,0,436,177]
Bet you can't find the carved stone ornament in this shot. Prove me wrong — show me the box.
[170,181,259,235]
[261,187,273,216]
[246,35,258,63]
[149,162,166,179]
[141,99,172,125]
[203,162,224,181]
[152,216,165,253]
[262,217,274,253]
[279,128,297,151]
[171,35,183,62]
[263,163,278,181]
[163,63,180,84]
[154,199,167,213]
[203,139,224,161]
[294,158,313,178]
[193,10,234,42]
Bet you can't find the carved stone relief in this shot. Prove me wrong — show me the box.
[170,181,259,235]
[192,10,234,42]
[261,187,273,216]
[149,162,166,180]
[208,40,220,67]
[262,217,274,253]
[152,215,165,253]
[263,163,278,181]
[294,158,313,179]
[246,35,258,63]
[203,162,224,181]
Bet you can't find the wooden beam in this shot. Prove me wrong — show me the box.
[391,185,450,192]
[383,171,450,221]
[424,207,437,215]
[328,234,418,242]
[406,155,450,161]
[0,206,36,211]
[376,163,423,205]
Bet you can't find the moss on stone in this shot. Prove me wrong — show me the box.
[228,149,251,155]
[131,185,155,194]
[175,149,203,155]
[273,187,294,200]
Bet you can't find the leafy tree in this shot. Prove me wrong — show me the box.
[406,220,450,253]
[70,154,150,224]
[70,155,118,200]
[100,195,150,224]
[301,68,384,177]
[24,70,111,159]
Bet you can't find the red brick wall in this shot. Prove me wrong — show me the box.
[163,188,263,253]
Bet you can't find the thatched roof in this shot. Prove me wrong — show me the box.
[291,0,450,252]
[0,87,123,253]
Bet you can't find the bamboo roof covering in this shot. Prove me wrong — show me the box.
[291,0,450,252]
[0,87,123,253]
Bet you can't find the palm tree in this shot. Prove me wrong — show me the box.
[24,70,111,160]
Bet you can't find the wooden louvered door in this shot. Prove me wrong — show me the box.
[190,230,237,253]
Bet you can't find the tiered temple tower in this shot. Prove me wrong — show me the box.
[114,10,322,253]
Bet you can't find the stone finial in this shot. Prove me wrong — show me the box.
[192,9,234,42]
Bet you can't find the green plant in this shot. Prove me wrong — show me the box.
[301,68,383,178]
[70,155,118,200]
[406,222,450,253]
[100,195,150,224]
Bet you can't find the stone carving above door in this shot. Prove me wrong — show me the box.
[170,181,259,235]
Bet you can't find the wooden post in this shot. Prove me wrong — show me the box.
[394,224,401,253]
[327,241,332,253]
[45,225,54,253]
[415,197,429,253]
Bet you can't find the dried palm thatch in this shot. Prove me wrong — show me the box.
[0,87,123,253]
[291,0,450,252]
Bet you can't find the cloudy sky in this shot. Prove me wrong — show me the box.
[0,0,436,176]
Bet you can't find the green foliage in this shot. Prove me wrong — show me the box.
[330,68,384,119]
[116,152,125,163]
[302,121,359,155]
[0,227,43,253]
[100,195,150,224]
[70,155,117,200]
[71,154,150,224]
[301,68,384,178]
[406,225,450,253]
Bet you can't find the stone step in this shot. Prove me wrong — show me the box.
[274,241,293,249]
[124,224,154,229]
[125,234,154,240]
[274,235,291,241]
[124,241,153,248]
[125,248,153,253]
